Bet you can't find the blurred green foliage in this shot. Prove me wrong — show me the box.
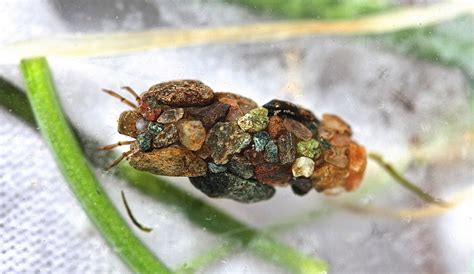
[230,0,390,19]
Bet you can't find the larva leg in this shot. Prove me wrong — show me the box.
[106,149,136,170]
[121,86,141,103]
[102,88,138,109]
[97,140,135,151]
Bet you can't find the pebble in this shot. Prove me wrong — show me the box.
[263,99,318,123]
[227,155,254,179]
[118,110,141,138]
[323,146,349,168]
[277,132,296,164]
[264,140,279,163]
[156,108,184,124]
[216,92,258,122]
[345,142,367,191]
[208,162,227,173]
[283,118,313,141]
[321,114,352,135]
[255,163,292,186]
[206,122,251,164]
[311,163,349,193]
[195,144,212,160]
[177,120,206,151]
[237,107,269,133]
[292,157,315,178]
[138,96,163,122]
[243,148,266,165]
[136,132,153,151]
[290,178,313,196]
[189,172,275,203]
[145,80,215,107]
[128,146,207,177]
[153,124,179,148]
[186,101,230,128]
[267,115,286,139]
[147,122,164,135]
[253,131,270,152]
[296,139,321,158]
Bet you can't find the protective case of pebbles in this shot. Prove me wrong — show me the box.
[117,80,367,203]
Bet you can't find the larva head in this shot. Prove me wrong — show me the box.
[117,110,147,138]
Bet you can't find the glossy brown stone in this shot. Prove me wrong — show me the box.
[255,163,292,186]
[283,118,313,141]
[128,146,207,177]
[323,146,349,169]
[268,115,286,139]
[186,101,230,129]
[177,120,206,151]
[195,143,212,160]
[345,142,367,191]
[145,80,214,107]
[321,114,352,136]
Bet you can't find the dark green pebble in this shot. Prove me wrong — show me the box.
[189,172,275,203]
[208,162,227,173]
[147,122,164,135]
[227,155,254,179]
[137,132,153,151]
[253,131,270,152]
[264,140,279,163]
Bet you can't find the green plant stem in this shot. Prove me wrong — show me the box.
[5,64,328,273]
[368,152,447,206]
[19,57,171,274]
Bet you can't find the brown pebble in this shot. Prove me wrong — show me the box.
[195,143,212,160]
[177,120,206,151]
[311,163,349,193]
[153,124,179,148]
[156,108,184,124]
[283,118,313,141]
[255,163,292,186]
[323,146,349,169]
[128,146,207,177]
[345,142,367,191]
[321,114,352,136]
[243,149,266,165]
[268,115,286,139]
[216,92,258,122]
[186,101,230,129]
[277,132,296,165]
[145,80,215,107]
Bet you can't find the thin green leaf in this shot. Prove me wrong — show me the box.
[19,57,171,274]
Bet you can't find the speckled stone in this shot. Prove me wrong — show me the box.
[237,107,269,133]
[243,148,266,165]
[296,139,321,158]
[289,178,313,196]
[186,101,230,129]
[206,122,252,164]
[189,172,275,203]
[144,80,214,107]
[147,122,164,135]
[253,131,270,152]
[208,162,227,173]
[156,108,184,124]
[277,132,296,164]
[283,118,313,141]
[216,92,258,122]
[255,163,292,186]
[118,110,141,138]
[264,140,279,163]
[136,132,153,152]
[177,120,206,151]
[267,115,286,139]
[128,146,207,177]
[292,157,315,178]
[227,155,254,179]
[153,124,178,148]
[138,96,163,122]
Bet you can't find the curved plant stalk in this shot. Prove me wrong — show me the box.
[0,1,471,61]
[20,57,171,274]
[6,63,328,273]
[368,152,448,206]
